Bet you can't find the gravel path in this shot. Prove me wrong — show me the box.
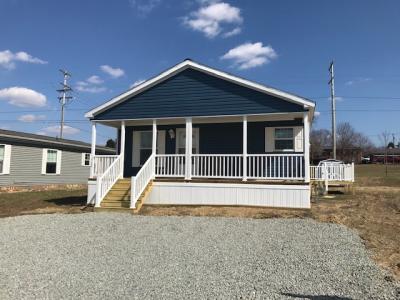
[0,213,398,299]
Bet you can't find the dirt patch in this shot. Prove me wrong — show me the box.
[0,189,90,218]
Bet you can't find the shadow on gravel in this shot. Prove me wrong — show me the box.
[282,293,352,300]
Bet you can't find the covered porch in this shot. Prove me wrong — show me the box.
[90,112,311,182]
[88,112,311,208]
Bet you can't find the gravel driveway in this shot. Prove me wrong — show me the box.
[0,214,398,299]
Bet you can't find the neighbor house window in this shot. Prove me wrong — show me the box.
[46,149,58,174]
[0,145,4,173]
[42,149,61,175]
[274,128,294,151]
[82,153,91,166]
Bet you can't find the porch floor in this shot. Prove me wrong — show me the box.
[146,177,307,185]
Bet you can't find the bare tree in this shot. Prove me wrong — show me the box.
[310,129,330,161]
[379,130,391,167]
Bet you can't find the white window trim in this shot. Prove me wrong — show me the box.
[265,126,303,153]
[175,128,200,154]
[0,144,11,175]
[81,153,91,166]
[42,148,62,175]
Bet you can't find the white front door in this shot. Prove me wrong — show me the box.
[176,128,199,154]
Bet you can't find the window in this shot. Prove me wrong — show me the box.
[274,128,294,151]
[176,128,199,154]
[46,150,58,174]
[0,145,4,173]
[42,149,61,175]
[139,131,153,165]
[82,153,91,166]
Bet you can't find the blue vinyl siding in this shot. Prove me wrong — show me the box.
[94,68,305,120]
[121,120,302,177]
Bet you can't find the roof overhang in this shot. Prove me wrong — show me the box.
[85,60,315,119]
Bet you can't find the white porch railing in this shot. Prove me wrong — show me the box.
[247,154,304,180]
[131,154,155,209]
[92,155,119,178]
[192,154,243,179]
[95,154,123,207]
[153,153,306,180]
[310,163,354,182]
[155,154,186,177]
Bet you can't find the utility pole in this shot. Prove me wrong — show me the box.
[57,70,72,139]
[329,61,336,159]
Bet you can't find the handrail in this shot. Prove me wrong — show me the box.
[95,154,123,207]
[131,154,155,209]
[310,163,354,182]
[92,155,120,178]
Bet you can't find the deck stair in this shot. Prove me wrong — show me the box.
[96,179,153,213]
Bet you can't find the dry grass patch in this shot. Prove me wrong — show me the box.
[0,189,89,218]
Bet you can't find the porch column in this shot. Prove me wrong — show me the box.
[185,118,192,180]
[152,119,157,155]
[303,112,310,183]
[120,121,126,179]
[90,121,96,178]
[242,115,247,181]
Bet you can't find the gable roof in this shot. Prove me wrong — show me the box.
[85,59,315,119]
[0,129,115,154]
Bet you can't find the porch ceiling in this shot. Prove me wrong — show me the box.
[94,112,305,128]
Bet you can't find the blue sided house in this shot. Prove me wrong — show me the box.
[85,59,318,212]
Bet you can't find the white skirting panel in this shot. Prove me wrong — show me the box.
[147,182,311,209]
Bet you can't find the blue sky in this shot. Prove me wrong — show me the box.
[1,0,399,145]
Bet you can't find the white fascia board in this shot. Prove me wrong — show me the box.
[85,60,315,118]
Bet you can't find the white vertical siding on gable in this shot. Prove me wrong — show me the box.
[147,182,310,209]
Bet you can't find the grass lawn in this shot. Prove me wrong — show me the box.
[0,189,88,218]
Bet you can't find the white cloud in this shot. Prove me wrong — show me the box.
[86,75,103,84]
[76,83,107,93]
[223,27,241,37]
[0,87,47,107]
[130,79,146,88]
[345,77,371,86]
[183,1,242,38]
[0,50,47,69]
[100,65,125,78]
[221,42,277,70]
[75,77,107,93]
[129,0,162,15]
[314,111,321,117]
[18,114,46,123]
[40,125,80,136]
